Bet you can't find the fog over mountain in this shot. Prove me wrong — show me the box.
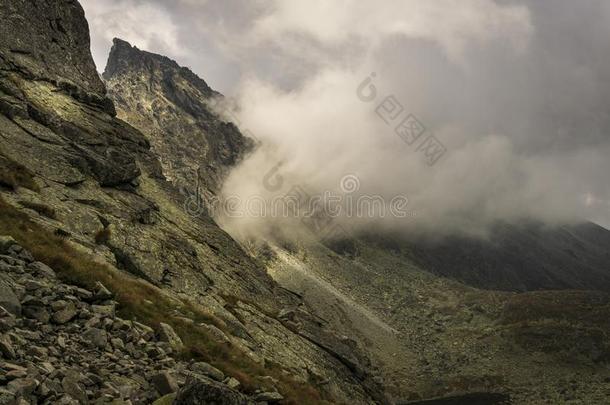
[2,1,610,402]
[82,0,610,237]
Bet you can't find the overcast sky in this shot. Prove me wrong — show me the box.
[81,0,610,234]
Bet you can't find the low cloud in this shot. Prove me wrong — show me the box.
[82,0,610,237]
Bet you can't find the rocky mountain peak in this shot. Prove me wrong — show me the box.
[103,38,215,99]
[103,38,251,195]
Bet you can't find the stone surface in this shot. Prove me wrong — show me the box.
[0,237,16,255]
[52,306,78,324]
[93,282,113,301]
[158,323,183,350]
[190,362,224,382]
[83,328,108,349]
[0,335,16,360]
[225,377,240,390]
[61,376,87,404]
[92,305,115,318]
[175,376,248,405]
[104,39,253,195]
[27,262,56,279]
[0,283,20,317]
[199,324,230,344]
[254,391,284,403]
[151,371,179,395]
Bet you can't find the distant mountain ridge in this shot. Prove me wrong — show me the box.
[398,221,610,292]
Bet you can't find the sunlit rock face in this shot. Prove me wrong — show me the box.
[104,38,253,196]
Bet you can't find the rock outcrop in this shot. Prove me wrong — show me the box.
[0,0,110,111]
[103,38,253,195]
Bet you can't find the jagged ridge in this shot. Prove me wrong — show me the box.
[103,38,252,195]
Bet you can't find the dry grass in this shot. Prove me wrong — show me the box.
[18,200,57,219]
[94,227,112,245]
[500,291,610,361]
[0,154,40,192]
[0,195,329,404]
[500,290,610,327]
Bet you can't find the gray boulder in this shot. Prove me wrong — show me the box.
[199,324,230,344]
[158,323,183,349]
[83,327,108,349]
[0,282,20,316]
[27,262,56,279]
[91,304,115,318]
[61,375,88,404]
[174,375,248,405]
[93,282,113,301]
[23,305,50,323]
[151,371,179,395]
[0,335,16,359]
[0,237,17,255]
[254,391,284,403]
[52,304,78,324]
[7,378,38,396]
[190,362,225,382]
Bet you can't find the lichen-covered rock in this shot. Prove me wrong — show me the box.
[83,327,108,349]
[0,0,108,102]
[253,391,284,403]
[0,335,16,360]
[158,323,183,350]
[190,362,225,382]
[175,375,248,405]
[0,237,17,255]
[151,371,179,395]
[0,281,20,317]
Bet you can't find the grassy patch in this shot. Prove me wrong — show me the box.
[94,227,112,245]
[0,153,39,192]
[500,291,610,361]
[0,195,329,404]
[18,200,57,219]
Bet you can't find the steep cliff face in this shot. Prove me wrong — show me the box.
[0,0,112,113]
[103,38,252,195]
[0,1,384,403]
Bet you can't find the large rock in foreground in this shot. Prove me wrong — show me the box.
[175,375,249,405]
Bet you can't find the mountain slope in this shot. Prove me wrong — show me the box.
[0,1,385,403]
[262,238,610,403]
[399,221,610,292]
